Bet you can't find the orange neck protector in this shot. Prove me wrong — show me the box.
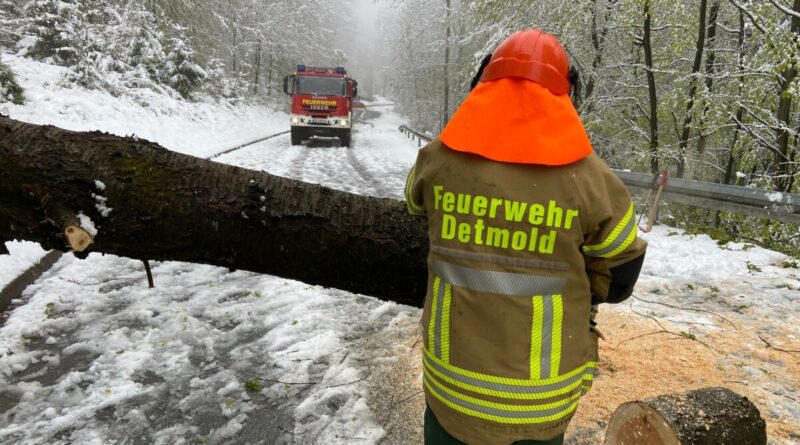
[439,78,593,166]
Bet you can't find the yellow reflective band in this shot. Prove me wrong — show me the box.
[428,276,440,353]
[604,219,638,258]
[423,347,597,388]
[582,202,636,258]
[404,167,424,214]
[424,374,582,424]
[422,356,590,400]
[550,295,563,378]
[441,283,452,363]
[530,296,544,380]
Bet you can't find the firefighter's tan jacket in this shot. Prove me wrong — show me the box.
[405,139,647,444]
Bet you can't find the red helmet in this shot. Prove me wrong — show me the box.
[480,29,571,95]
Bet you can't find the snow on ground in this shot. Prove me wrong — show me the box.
[0,54,287,158]
[0,242,47,291]
[0,71,425,444]
[2,56,800,443]
[566,226,800,444]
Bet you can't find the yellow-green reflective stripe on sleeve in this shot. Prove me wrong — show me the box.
[583,202,637,258]
[404,167,424,214]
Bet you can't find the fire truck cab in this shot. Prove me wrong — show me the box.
[283,65,358,147]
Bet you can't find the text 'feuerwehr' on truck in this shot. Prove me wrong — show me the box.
[283,65,358,147]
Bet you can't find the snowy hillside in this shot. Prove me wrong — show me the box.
[0,54,287,159]
[1,55,800,445]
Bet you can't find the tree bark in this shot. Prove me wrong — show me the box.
[643,0,660,174]
[0,117,429,307]
[605,387,767,445]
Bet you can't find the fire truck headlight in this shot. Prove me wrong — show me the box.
[338,119,350,127]
[290,117,301,125]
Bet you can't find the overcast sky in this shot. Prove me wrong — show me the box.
[338,0,397,97]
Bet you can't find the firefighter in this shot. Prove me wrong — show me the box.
[404,29,647,445]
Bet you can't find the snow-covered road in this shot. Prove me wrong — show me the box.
[215,110,413,201]
[0,103,426,445]
[2,55,800,444]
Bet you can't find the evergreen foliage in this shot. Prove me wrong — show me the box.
[18,0,83,65]
[0,57,24,104]
[163,35,206,98]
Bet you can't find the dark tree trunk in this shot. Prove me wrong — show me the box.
[774,0,800,192]
[643,0,660,174]
[266,44,273,96]
[0,117,429,307]
[724,9,748,188]
[442,0,451,130]
[696,0,720,159]
[605,387,767,445]
[584,0,618,114]
[232,11,238,73]
[676,0,708,179]
[253,40,261,95]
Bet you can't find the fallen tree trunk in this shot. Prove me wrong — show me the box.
[604,387,767,445]
[0,116,429,306]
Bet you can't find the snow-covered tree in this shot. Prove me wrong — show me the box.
[17,0,83,65]
[163,35,207,98]
[120,1,165,82]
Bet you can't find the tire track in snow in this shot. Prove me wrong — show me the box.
[344,145,389,197]
[215,134,302,178]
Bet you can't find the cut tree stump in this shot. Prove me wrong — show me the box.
[604,387,767,445]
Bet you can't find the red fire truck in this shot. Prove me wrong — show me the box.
[283,65,358,147]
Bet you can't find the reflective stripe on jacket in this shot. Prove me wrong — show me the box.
[405,139,647,444]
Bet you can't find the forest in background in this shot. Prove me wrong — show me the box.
[381,0,800,254]
[0,0,354,100]
[0,0,798,254]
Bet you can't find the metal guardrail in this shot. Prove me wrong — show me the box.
[398,125,800,225]
[399,125,433,148]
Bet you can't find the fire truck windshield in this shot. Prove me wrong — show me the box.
[294,76,346,96]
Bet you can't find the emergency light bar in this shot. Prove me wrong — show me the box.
[295,65,347,75]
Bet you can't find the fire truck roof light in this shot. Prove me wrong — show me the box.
[335,67,345,74]
[297,64,306,72]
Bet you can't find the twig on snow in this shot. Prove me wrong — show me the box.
[758,334,800,353]
[618,302,713,349]
[263,378,318,386]
[324,375,369,388]
[632,295,737,329]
